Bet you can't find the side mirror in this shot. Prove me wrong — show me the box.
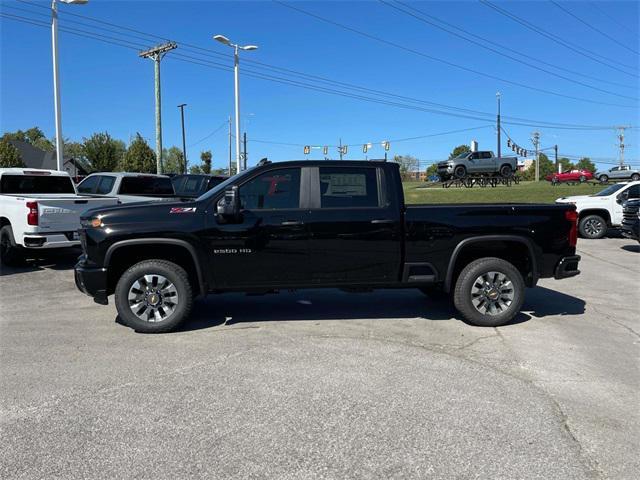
[217,186,241,222]
[616,191,628,204]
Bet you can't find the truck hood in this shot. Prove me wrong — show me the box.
[556,195,592,203]
[82,200,200,224]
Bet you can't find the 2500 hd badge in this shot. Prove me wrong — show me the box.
[75,160,580,333]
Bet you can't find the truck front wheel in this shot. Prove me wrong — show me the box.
[114,259,193,333]
[578,214,606,239]
[453,165,467,179]
[0,225,24,267]
[453,257,525,327]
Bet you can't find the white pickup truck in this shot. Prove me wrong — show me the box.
[0,168,118,266]
[556,181,640,239]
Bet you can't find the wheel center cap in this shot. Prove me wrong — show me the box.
[148,293,160,306]
[487,289,499,300]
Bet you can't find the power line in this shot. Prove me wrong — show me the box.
[273,0,636,108]
[479,0,638,76]
[380,0,637,97]
[2,9,636,133]
[188,121,228,147]
[7,2,637,130]
[549,0,638,55]
[588,2,638,37]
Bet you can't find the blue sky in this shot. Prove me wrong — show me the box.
[1,0,638,171]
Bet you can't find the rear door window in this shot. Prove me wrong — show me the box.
[119,176,174,196]
[318,167,380,208]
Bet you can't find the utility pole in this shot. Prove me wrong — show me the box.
[554,144,559,173]
[243,132,248,170]
[531,131,541,181]
[496,92,501,159]
[228,116,232,176]
[139,41,177,174]
[617,126,628,166]
[339,138,343,160]
[178,103,187,173]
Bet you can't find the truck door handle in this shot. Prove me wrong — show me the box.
[281,220,304,226]
[371,219,394,224]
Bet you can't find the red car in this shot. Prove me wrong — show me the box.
[546,169,593,184]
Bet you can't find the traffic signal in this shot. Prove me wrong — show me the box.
[342,145,348,155]
[304,145,310,155]
[363,144,368,153]
[323,146,328,155]
[383,141,390,151]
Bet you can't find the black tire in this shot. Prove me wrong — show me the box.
[578,214,607,239]
[453,165,467,179]
[579,175,586,183]
[0,225,25,267]
[499,164,513,178]
[453,257,525,327]
[551,176,559,185]
[114,259,193,333]
[598,174,608,183]
[631,173,640,181]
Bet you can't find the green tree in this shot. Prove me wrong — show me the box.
[163,147,185,174]
[83,132,121,172]
[2,127,53,151]
[393,154,419,180]
[522,153,553,181]
[0,139,24,167]
[559,157,574,173]
[575,157,596,173]
[189,164,203,174]
[449,144,471,159]
[200,150,212,174]
[65,141,86,161]
[120,133,156,173]
[425,163,438,178]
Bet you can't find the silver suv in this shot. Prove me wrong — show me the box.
[594,165,640,183]
[437,151,518,180]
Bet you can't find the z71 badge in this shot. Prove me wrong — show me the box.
[170,207,197,214]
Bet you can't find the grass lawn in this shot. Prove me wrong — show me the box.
[403,180,606,204]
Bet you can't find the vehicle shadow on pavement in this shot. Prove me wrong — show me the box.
[522,286,586,318]
[621,244,639,253]
[173,286,585,332]
[0,248,80,277]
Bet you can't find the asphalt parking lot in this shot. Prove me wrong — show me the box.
[1,238,638,479]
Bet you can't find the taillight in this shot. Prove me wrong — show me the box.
[565,209,578,247]
[26,201,38,226]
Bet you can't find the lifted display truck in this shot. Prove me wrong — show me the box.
[75,160,581,333]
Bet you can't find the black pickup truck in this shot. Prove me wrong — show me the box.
[75,160,581,333]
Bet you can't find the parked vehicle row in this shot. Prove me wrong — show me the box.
[74,160,581,333]
[556,181,640,239]
[0,169,228,265]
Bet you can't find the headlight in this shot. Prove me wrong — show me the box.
[80,216,103,228]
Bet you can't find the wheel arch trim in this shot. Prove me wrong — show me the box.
[104,238,206,294]
[444,235,538,292]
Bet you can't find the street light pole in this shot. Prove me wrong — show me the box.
[51,0,88,171]
[178,103,187,173]
[213,34,258,174]
[496,92,501,159]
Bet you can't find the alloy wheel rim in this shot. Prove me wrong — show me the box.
[470,271,514,316]
[128,274,179,322]
[584,218,603,236]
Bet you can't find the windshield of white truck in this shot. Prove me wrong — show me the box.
[593,184,626,196]
[0,174,75,194]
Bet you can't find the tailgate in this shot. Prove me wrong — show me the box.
[36,198,118,231]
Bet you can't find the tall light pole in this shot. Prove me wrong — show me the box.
[213,34,258,174]
[177,104,187,173]
[51,0,89,172]
[496,92,501,159]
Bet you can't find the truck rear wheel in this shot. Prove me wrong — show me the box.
[578,214,606,239]
[453,257,525,327]
[499,164,513,177]
[631,173,640,181]
[114,259,193,333]
[0,225,24,267]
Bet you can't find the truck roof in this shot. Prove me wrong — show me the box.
[86,172,171,178]
[0,168,71,177]
[247,159,391,168]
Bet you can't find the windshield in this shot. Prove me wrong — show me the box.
[593,183,626,196]
[455,152,470,159]
[119,176,174,196]
[0,174,75,194]
[196,167,257,202]
[172,175,207,197]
